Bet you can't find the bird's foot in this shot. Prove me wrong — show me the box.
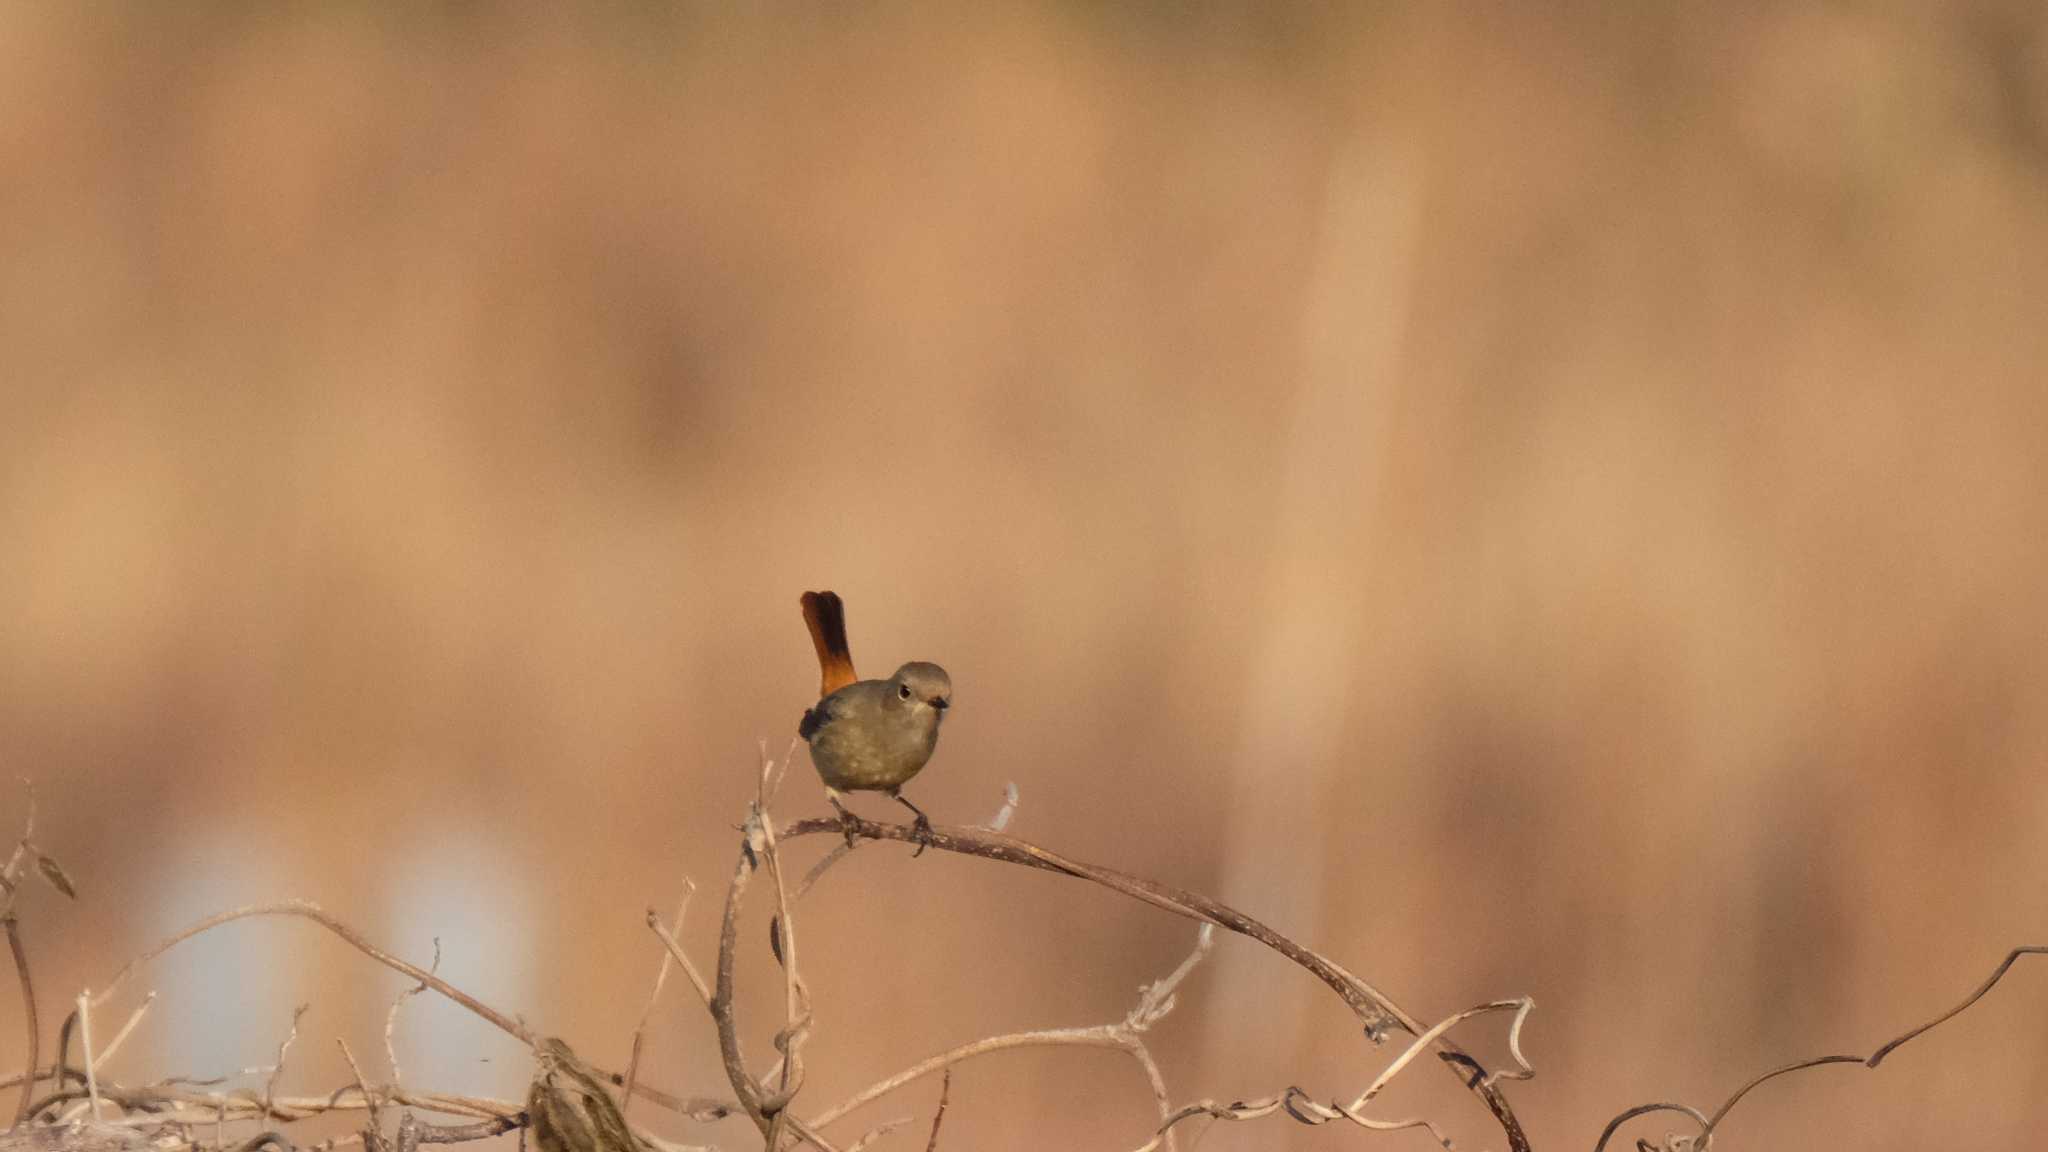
[909,812,934,857]
[835,808,863,849]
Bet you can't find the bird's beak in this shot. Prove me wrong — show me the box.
[930,697,950,710]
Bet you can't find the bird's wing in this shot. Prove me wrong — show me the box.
[797,690,848,741]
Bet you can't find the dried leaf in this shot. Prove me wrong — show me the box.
[36,853,76,898]
[528,1038,651,1152]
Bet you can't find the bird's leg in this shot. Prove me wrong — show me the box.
[891,791,934,856]
[826,789,861,849]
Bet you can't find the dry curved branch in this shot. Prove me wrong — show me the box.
[385,941,441,1086]
[712,742,848,1152]
[1122,996,1534,1152]
[811,1027,1137,1129]
[1861,946,2048,1067]
[788,818,1401,1031]
[76,993,102,1120]
[7,913,36,1126]
[756,741,811,1116]
[1596,945,2048,1151]
[0,1118,182,1152]
[809,923,1214,1152]
[43,902,749,1142]
[27,1078,520,1126]
[840,1119,910,1152]
[1345,997,1535,1110]
[1131,1086,1451,1152]
[642,904,836,1151]
[261,1004,310,1122]
[59,900,734,1138]
[643,912,713,1012]
[712,802,775,1138]
[920,1070,950,1152]
[83,901,532,1047]
[1591,1103,1712,1152]
[0,1064,73,1093]
[91,993,156,1076]
[625,884,696,1114]
[6,791,44,1127]
[775,784,1020,961]
[979,784,1020,833]
[782,813,1531,1152]
[23,1078,515,1150]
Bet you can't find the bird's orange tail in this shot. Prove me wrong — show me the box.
[801,590,857,696]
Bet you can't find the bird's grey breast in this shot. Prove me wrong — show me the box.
[802,679,941,791]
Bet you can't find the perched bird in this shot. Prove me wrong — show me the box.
[797,590,951,848]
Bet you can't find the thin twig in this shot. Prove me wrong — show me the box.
[785,846,853,911]
[785,782,1023,926]
[712,809,772,1139]
[625,882,696,1115]
[87,901,532,1047]
[264,1005,310,1122]
[1123,1043,1173,1150]
[415,1116,524,1144]
[385,940,441,1086]
[1592,1103,1714,1152]
[781,818,1403,1029]
[642,909,838,1151]
[979,784,1020,833]
[6,913,36,1126]
[30,1081,519,1126]
[91,992,157,1074]
[227,1132,297,1152]
[704,761,852,1152]
[921,1070,951,1152]
[1345,998,1535,1111]
[5,790,41,1128]
[611,1072,737,1123]
[635,1141,718,1152]
[712,742,816,1142]
[0,784,36,902]
[1863,946,2048,1067]
[779,1113,843,1151]
[783,813,1530,1152]
[1134,1085,1449,1152]
[840,1119,910,1152]
[0,1063,67,1092]
[335,1039,380,1137]
[812,925,1215,1145]
[1596,945,2048,1151]
[757,740,810,1124]
[811,1027,1134,1130]
[78,992,102,1120]
[1116,997,1532,1152]
[1692,1055,1863,1144]
[642,914,713,1011]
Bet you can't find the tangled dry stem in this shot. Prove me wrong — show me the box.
[4,789,53,1129]
[4,780,2045,1152]
[779,811,1534,1152]
[1594,945,2048,1152]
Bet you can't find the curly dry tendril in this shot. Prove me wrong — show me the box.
[1596,946,2048,1152]
[778,806,1535,1152]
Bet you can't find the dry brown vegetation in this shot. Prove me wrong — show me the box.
[4,773,2042,1152]
[3,4,2047,1149]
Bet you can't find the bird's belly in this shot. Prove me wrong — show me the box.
[808,722,935,791]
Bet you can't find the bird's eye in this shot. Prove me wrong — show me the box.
[898,684,912,700]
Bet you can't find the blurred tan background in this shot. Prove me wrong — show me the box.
[4,3,2047,1149]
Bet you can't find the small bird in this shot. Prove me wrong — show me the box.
[797,590,951,849]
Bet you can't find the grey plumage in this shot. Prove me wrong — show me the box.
[799,661,952,792]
